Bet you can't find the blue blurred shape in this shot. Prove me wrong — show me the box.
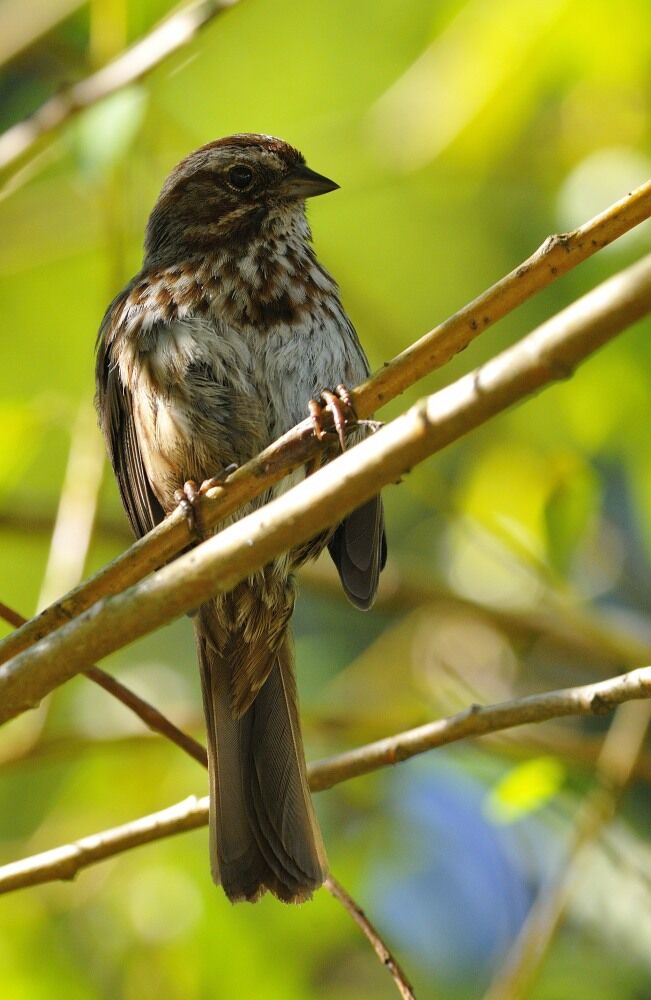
[368,756,534,986]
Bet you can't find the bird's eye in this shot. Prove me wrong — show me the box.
[227,164,254,190]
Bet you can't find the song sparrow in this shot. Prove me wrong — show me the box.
[95,134,386,903]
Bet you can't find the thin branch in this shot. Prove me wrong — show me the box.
[83,666,208,767]
[307,666,651,791]
[3,252,651,722]
[2,665,651,895]
[483,700,651,1000]
[325,875,417,1000]
[0,0,243,180]
[0,795,210,893]
[2,182,651,669]
[0,603,207,768]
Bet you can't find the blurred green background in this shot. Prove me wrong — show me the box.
[2,1,651,997]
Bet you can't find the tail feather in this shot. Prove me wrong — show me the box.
[195,603,327,903]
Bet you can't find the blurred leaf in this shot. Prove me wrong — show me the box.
[544,454,599,574]
[485,756,566,824]
[0,400,42,495]
[70,86,148,179]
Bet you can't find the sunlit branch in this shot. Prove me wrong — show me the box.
[1,664,651,895]
[0,603,207,767]
[2,181,651,669]
[2,252,651,723]
[0,0,243,180]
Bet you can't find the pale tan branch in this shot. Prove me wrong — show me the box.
[2,665,651,895]
[307,667,651,791]
[2,253,651,722]
[2,183,651,669]
[37,402,105,609]
[0,0,242,179]
[0,603,207,767]
[325,875,417,1000]
[4,505,651,672]
[0,795,209,894]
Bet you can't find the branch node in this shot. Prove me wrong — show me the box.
[590,693,613,715]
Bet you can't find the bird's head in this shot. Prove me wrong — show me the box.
[144,134,338,267]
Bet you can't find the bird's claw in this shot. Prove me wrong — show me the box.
[308,384,355,452]
[174,464,238,540]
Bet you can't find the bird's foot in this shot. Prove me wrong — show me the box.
[174,464,238,540]
[308,384,356,452]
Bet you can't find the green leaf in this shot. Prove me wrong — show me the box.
[485,756,565,824]
[70,85,147,179]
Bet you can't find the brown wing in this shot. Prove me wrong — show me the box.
[328,496,387,610]
[327,317,387,609]
[95,310,165,540]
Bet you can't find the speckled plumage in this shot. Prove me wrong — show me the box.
[96,134,385,903]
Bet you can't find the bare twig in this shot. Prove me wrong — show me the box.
[307,667,651,791]
[325,875,417,1000]
[0,618,411,996]
[2,252,651,722]
[483,700,651,1000]
[2,182,651,670]
[0,0,242,179]
[0,603,207,768]
[2,665,651,895]
[83,666,208,767]
[0,795,210,893]
[0,0,85,66]
[0,631,411,994]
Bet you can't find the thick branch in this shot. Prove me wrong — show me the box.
[0,0,242,178]
[2,252,651,722]
[2,665,650,894]
[2,183,651,667]
[0,603,208,767]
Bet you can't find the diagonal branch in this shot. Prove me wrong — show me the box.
[2,664,651,895]
[2,180,651,668]
[0,602,207,767]
[0,0,243,179]
[325,875,417,1000]
[2,251,651,723]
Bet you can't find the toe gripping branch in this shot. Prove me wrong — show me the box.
[174,464,238,540]
[308,384,356,452]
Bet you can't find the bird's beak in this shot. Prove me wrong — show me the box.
[278,164,340,200]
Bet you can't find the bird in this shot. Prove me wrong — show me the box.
[95,133,386,903]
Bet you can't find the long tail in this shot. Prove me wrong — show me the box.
[195,599,327,903]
